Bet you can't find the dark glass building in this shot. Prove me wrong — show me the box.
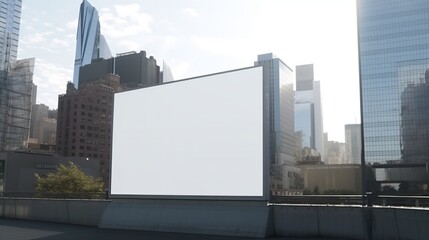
[358,0,429,194]
[79,51,161,88]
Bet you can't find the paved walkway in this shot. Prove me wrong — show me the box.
[0,218,351,240]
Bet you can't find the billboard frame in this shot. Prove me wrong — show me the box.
[110,66,270,201]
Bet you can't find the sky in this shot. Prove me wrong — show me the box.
[18,0,360,142]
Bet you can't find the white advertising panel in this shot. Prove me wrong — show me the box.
[111,67,264,198]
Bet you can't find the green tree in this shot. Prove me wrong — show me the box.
[35,162,104,198]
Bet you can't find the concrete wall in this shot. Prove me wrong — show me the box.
[0,198,109,226]
[273,205,429,240]
[2,198,429,239]
[99,199,272,238]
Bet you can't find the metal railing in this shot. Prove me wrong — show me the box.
[271,194,429,207]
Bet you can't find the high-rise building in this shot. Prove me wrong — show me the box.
[30,104,57,145]
[0,0,21,71]
[295,64,325,161]
[0,1,36,151]
[326,140,346,165]
[255,53,302,195]
[78,51,161,88]
[358,0,429,193]
[345,124,361,164]
[73,0,111,87]
[56,74,122,187]
[0,58,35,150]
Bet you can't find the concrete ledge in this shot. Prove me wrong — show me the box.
[99,199,271,238]
[317,206,366,239]
[2,197,429,240]
[0,198,109,226]
[372,208,399,240]
[273,205,367,240]
[394,208,429,240]
[273,205,319,237]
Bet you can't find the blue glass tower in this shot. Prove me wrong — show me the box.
[73,0,111,87]
[358,0,429,193]
[0,0,21,71]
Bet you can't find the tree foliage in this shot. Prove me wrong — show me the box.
[35,162,104,198]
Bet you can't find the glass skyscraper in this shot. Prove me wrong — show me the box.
[294,64,324,161]
[358,0,429,193]
[255,53,302,196]
[0,0,21,71]
[73,0,111,87]
[0,0,35,150]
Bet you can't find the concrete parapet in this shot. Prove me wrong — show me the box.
[99,199,272,238]
[2,197,429,239]
[393,208,429,240]
[317,206,367,239]
[0,198,108,226]
[273,205,367,239]
[273,205,319,237]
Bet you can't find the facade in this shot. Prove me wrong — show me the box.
[0,58,35,150]
[30,104,57,145]
[56,74,122,187]
[73,0,111,87]
[326,140,346,165]
[300,164,362,194]
[295,102,314,149]
[254,53,302,195]
[0,0,21,71]
[0,1,35,151]
[358,0,429,193]
[30,104,48,140]
[79,51,161,88]
[295,64,324,161]
[345,124,361,164]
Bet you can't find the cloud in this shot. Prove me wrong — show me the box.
[32,59,72,109]
[67,19,78,31]
[169,60,191,80]
[20,31,55,45]
[52,38,72,48]
[182,8,200,17]
[99,4,153,39]
[116,40,141,53]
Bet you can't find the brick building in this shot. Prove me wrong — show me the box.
[56,74,122,187]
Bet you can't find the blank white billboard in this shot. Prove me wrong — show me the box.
[111,67,264,198]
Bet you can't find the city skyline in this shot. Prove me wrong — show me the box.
[18,0,359,142]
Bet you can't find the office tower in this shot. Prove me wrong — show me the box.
[30,104,57,145]
[326,140,346,165]
[30,104,49,139]
[0,0,21,71]
[358,0,429,193]
[79,51,162,88]
[0,1,35,151]
[295,64,325,161]
[56,74,122,187]
[345,124,361,164]
[255,53,302,195]
[73,0,112,87]
[0,58,35,150]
